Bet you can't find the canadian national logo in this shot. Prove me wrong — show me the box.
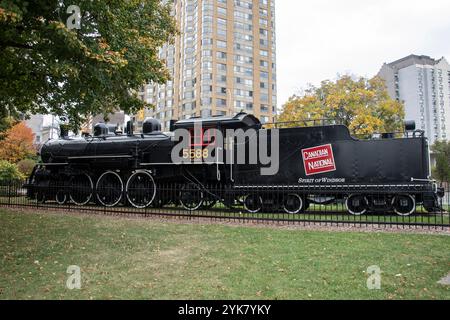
[301,144,336,176]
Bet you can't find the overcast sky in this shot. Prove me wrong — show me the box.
[275,0,450,109]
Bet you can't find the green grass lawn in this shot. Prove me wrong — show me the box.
[0,208,449,300]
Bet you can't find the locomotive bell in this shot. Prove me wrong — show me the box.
[143,118,161,134]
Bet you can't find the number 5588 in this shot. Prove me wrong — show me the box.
[182,148,209,159]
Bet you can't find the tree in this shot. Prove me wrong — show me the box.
[278,75,405,136]
[17,158,36,176]
[0,121,36,163]
[0,107,16,136]
[0,160,24,183]
[0,115,13,137]
[0,0,177,130]
[431,141,450,182]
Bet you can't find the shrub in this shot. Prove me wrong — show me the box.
[0,160,24,184]
[17,159,36,177]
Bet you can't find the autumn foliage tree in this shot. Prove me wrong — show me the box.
[0,121,35,163]
[278,75,405,136]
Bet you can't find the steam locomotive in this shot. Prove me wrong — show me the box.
[25,113,444,216]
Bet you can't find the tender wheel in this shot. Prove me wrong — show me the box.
[180,184,204,211]
[55,190,67,205]
[243,194,263,213]
[126,170,156,209]
[392,195,415,216]
[96,171,123,207]
[283,194,304,214]
[345,194,368,216]
[70,174,93,206]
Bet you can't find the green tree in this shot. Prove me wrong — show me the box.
[0,160,24,183]
[431,141,450,182]
[0,0,177,130]
[0,113,13,136]
[278,75,405,136]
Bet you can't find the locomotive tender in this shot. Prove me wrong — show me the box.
[25,113,443,215]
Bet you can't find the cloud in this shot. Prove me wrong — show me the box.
[275,0,450,109]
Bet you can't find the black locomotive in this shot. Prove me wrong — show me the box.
[25,113,444,215]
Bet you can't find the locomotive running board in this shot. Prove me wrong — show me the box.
[140,162,225,166]
[68,155,133,160]
[233,184,431,191]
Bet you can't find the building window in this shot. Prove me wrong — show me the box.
[217,75,227,82]
[217,40,227,48]
[217,51,227,59]
[217,87,227,95]
[217,63,227,71]
[216,98,227,107]
[217,7,227,16]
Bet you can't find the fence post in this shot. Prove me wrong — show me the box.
[68,185,71,212]
[8,179,11,207]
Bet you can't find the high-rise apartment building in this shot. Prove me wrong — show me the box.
[137,0,277,131]
[378,54,450,145]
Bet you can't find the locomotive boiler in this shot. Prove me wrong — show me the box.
[25,113,444,215]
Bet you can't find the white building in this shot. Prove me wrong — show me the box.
[25,114,61,145]
[378,55,450,145]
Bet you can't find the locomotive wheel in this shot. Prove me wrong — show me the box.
[243,194,263,213]
[96,171,124,207]
[126,171,156,209]
[180,184,204,211]
[69,174,93,206]
[345,194,368,216]
[55,190,67,205]
[283,194,304,214]
[392,195,415,216]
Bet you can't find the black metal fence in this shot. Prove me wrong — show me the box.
[1,179,449,230]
